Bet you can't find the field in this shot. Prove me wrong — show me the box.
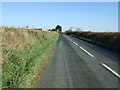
[65,31,120,53]
[2,27,59,88]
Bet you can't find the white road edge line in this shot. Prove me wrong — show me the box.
[73,41,78,46]
[79,47,94,58]
[101,63,120,78]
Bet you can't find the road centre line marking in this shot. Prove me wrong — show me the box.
[65,36,72,41]
[66,36,94,58]
[67,37,70,39]
[101,63,120,78]
[69,39,72,41]
[73,41,78,46]
[65,36,69,40]
[79,47,94,58]
[65,35,120,79]
[67,36,69,38]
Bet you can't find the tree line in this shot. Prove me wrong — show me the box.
[48,25,62,32]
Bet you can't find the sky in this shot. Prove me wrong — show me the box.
[2,2,118,32]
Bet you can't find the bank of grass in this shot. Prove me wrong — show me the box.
[0,27,3,89]
[65,31,120,53]
[2,27,59,88]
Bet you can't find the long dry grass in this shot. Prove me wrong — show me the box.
[2,27,59,88]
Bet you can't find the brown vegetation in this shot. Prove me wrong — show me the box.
[65,31,120,53]
[2,27,59,88]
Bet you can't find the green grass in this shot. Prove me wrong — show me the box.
[2,28,59,88]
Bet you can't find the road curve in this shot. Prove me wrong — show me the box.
[38,34,119,88]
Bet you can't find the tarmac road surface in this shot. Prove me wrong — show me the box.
[38,34,120,88]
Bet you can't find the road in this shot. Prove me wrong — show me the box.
[38,34,120,88]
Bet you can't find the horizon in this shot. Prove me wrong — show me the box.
[2,2,118,32]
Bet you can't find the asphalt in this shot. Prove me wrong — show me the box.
[38,34,120,88]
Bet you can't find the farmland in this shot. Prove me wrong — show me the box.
[2,27,59,88]
[65,31,120,53]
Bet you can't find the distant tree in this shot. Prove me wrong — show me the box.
[26,26,28,28]
[51,28,56,31]
[65,27,74,34]
[66,30,72,32]
[55,25,62,32]
[70,27,73,31]
[48,29,52,31]
[67,27,73,31]
[76,27,82,31]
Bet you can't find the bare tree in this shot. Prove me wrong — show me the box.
[68,27,73,31]
[76,27,82,31]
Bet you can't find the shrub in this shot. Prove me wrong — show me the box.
[65,31,120,53]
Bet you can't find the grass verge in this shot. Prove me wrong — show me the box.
[2,27,59,88]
